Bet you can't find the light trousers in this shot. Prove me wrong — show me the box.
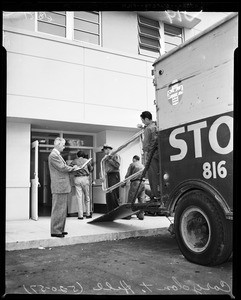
[74,176,91,218]
[51,193,68,234]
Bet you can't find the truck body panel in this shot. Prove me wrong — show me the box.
[153,13,237,217]
[154,13,237,131]
[158,111,233,212]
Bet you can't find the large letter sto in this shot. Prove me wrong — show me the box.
[169,127,187,161]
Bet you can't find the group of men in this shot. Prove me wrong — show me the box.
[48,110,160,237]
[102,110,160,219]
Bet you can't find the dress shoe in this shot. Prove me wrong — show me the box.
[51,233,65,238]
[137,211,144,220]
[78,217,84,220]
[62,232,68,235]
[86,215,92,219]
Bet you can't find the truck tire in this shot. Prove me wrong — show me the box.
[174,190,232,266]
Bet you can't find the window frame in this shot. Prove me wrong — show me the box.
[36,11,67,38]
[163,22,184,54]
[138,14,185,58]
[35,11,101,46]
[73,11,100,45]
[138,14,161,58]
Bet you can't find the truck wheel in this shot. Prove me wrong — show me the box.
[174,190,232,266]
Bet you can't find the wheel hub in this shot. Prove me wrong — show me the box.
[181,207,211,253]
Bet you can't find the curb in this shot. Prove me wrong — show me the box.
[6,227,168,251]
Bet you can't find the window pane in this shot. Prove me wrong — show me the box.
[74,18,99,34]
[140,36,160,48]
[74,30,99,44]
[140,45,160,53]
[63,134,93,147]
[31,132,60,145]
[164,23,182,36]
[74,11,99,23]
[139,26,160,38]
[38,12,66,26]
[165,34,182,45]
[53,11,66,15]
[38,21,66,37]
[139,16,159,28]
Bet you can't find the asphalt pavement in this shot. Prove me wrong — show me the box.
[5,213,234,297]
[5,233,233,296]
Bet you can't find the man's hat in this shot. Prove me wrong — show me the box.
[101,144,113,151]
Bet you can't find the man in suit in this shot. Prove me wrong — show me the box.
[48,137,79,238]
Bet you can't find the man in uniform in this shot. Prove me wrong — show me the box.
[102,144,121,212]
[140,111,160,200]
[124,155,145,220]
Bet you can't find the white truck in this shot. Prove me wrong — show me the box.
[91,12,238,266]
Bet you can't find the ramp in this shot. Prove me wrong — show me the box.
[88,202,164,223]
[88,204,140,223]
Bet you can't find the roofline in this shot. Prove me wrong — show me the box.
[153,12,238,66]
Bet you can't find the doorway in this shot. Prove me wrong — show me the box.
[36,148,94,217]
[38,151,52,216]
[31,130,95,218]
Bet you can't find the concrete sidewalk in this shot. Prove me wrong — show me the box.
[6,214,173,251]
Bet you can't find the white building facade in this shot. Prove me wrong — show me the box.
[3,10,231,220]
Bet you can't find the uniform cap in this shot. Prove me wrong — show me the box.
[101,144,113,151]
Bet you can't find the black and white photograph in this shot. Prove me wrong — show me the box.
[2,1,238,297]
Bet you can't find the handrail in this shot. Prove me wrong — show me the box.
[111,129,144,156]
[100,129,144,193]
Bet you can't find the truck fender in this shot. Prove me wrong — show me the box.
[167,179,232,220]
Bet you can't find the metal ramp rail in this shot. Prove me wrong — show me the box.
[89,131,168,223]
[100,129,144,193]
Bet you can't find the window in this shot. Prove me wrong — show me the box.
[31,131,93,147]
[63,133,93,148]
[138,15,184,57]
[164,23,183,53]
[31,131,60,145]
[138,15,160,57]
[74,11,100,45]
[37,11,67,37]
[37,11,100,45]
